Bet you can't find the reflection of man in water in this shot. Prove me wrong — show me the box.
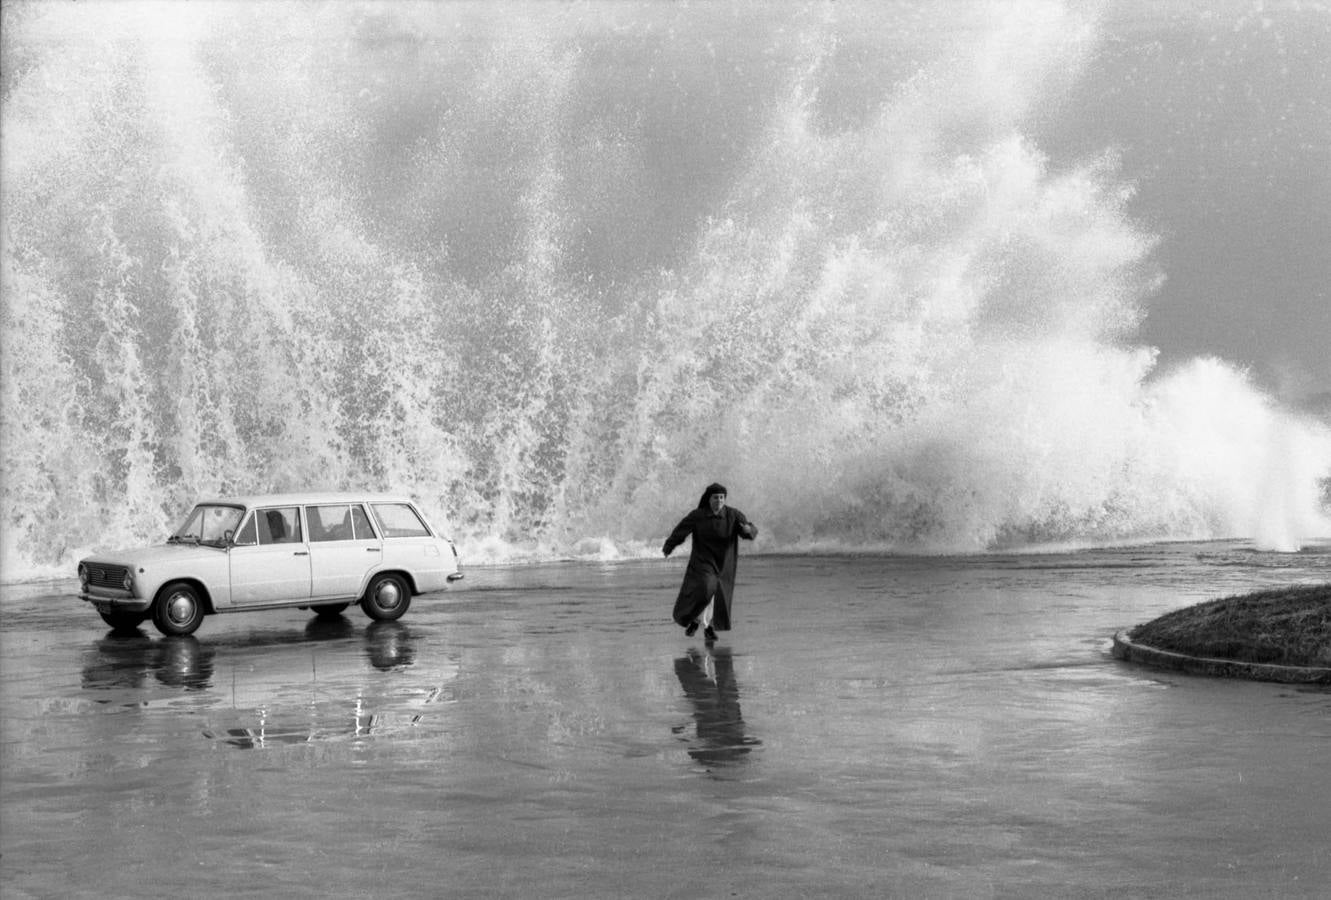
[673,646,759,769]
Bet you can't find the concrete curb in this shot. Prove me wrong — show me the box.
[1112,631,1331,685]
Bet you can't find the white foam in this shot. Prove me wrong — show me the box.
[2,1,1327,582]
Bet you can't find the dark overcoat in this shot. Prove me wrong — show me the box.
[663,505,756,631]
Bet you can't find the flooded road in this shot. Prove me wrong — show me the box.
[2,544,1329,898]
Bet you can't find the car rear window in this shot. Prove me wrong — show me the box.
[371,503,430,538]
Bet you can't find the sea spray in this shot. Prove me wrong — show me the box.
[2,1,1328,580]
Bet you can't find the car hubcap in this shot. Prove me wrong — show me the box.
[167,593,196,625]
[375,581,401,609]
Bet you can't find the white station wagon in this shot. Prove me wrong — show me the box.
[77,492,463,636]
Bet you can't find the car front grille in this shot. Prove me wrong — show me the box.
[84,563,130,590]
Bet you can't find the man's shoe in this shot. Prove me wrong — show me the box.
[704,627,717,642]
[684,621,699,636]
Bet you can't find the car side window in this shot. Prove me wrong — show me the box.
[371,503,430,538]
[351,504,376,540]
[308,505,356,542]
[258,507,302,544]
[234,514,258,546]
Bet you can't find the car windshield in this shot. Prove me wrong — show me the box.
[169,504,244,546]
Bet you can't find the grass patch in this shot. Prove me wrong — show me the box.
[1129,584,1331,667]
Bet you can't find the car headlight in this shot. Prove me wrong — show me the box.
[78,564,89,589]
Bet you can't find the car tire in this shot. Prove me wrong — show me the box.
[152,582,206,636]
[362,573,410,622]
[313,602,350,620]
[98,610,147,632]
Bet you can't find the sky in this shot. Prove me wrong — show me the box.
[1038,0,1330,405]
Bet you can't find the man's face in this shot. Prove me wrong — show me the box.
[708,493,726,514]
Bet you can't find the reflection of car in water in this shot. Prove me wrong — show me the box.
[365,621,416,670]
[76,492,464,636]
[80,620,455,748]
[81,633,216,692]
[203,621,451,748]
[80,618,376,693]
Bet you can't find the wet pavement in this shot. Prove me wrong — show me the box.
[2,546,1329,898]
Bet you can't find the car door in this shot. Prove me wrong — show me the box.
[306,503,382,599]
[227,506,312,605]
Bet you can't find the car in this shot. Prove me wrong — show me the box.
[77,492,464,636]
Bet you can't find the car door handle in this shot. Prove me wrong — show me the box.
[294,551,309,557]
[366,547,381,553]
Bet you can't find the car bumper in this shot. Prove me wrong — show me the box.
[80,591,153,614]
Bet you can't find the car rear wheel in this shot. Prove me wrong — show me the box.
[153,582,206,636]
[362,573,410,622]
[98,610,147,632]
[313,602,350,620]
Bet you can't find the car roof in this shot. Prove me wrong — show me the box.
[193,492,418,508]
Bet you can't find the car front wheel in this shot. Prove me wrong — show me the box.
[153,582,206,636]
[362,574,410,622]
